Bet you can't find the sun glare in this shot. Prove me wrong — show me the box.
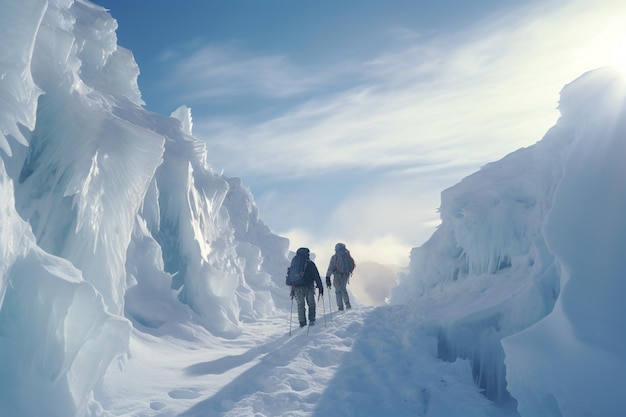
[604,23,626,76]
[608,39,626,75]
[581,14,626,76]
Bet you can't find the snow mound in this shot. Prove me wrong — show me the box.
[394,67,626,415]
[504,68,626,417]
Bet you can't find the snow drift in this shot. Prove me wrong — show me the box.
[393,67,626,416]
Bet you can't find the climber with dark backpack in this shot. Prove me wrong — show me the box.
[286,247,323,327]
[325,243,355,311]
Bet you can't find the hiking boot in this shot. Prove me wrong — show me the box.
[346,303,351,310]
[300,322,307,327]
[338,307,344,311]
[310,320,315,326]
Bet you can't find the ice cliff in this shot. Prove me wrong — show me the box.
[393,67,626,416]
[0,0,288,415]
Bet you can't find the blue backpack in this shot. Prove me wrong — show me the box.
[286,248,310,286]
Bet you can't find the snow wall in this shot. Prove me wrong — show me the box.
[0,0,288,415]
[393,67,626,416]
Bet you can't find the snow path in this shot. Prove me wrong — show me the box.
[100,304,513,417]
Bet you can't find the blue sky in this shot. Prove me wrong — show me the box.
[97,0,626,267]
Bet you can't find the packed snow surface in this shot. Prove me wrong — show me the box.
[0,0,625,416]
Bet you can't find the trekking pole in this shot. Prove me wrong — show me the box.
[307,288,312,336]
[289,292,294,336]
[327,287,333,321]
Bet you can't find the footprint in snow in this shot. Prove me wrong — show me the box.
[287,377,309,392]
[168,389,202,399]
[149,401,166,410]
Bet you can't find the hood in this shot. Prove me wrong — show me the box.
[296,247,310,258]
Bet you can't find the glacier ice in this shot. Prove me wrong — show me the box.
[394,67,626,414]
[0,0,45,154]
[0,155,130,417]
[0,248,130,417]
[392,110,568,402]
[503,68,626,417]
[0,0,290,415]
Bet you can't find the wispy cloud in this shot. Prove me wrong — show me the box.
[181,0,626,267]
[191,7,570,180]
[164,43,353,100]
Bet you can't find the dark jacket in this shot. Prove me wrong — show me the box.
[287,247,323,288]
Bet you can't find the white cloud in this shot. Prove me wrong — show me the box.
[281,228,407,306]
[191,0,626,268]
[194,0,626,183]
[285,228,411,268]
[349,261,403,306]
[167,43,336,99]
[193,19,551,180]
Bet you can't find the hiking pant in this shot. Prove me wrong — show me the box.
[294,286,316,325]
[333,273,351,310]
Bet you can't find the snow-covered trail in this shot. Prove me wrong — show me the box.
[100,304,514,417]
[182,309,361,417]
[100,304,365,417]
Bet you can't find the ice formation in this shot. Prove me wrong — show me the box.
[393,67,626,415]
[0,0,288,415]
